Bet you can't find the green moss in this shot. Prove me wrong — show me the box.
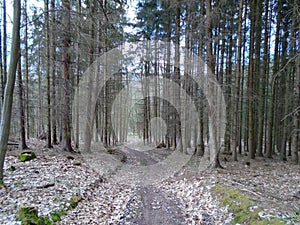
[213,184,285,225]
[139,159,146,166]
[14,181,23,185]
[41,216,54,225]
[19,151,36,162]
[72,161,81,166]
[16,206,54,225]
[65,195,82,210]
[50,210,66,222]
[16,196,81,225]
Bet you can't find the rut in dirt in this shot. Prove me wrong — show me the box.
[118,185,186,225]
[117,144,186,225]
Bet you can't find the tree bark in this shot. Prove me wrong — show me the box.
[45,0,52,148]
[50,0,57,145]
[291,6,299,164]
[0,0,21,184]
[62,0,73,152]
[17,55,28,150]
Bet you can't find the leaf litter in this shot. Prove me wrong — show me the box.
[0,139,299,224]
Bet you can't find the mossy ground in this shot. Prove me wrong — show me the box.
[16,206,54,225]
[16,195,82,224]
[213,184,285,225]
[19,150,36,162]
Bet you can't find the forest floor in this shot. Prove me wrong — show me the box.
[0,138,299,225]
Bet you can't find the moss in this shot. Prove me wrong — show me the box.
[41,216,54,225]
[50,210,66,222]
[213,184,285,225]
[72,161,81,166]
[16,206,54,225]
[14,181,23,185]
[16,196,81,225]
[0,179,4,187]
[19,150,36,162]
[139,159,146,166]
[65,195,82,210]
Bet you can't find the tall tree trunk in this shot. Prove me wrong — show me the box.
[75,0,81,149]
[266,0,282,158]
[291,7,299,164]
[62,0,73,152]
[196,0,205,156]
[233,0,244,161]
[0,0,21,184]
[174,0,182,151]
[45,0,52,148]
[248,0,257,159]
[206,0,221,168]
[257,0,269,157]
[50,0,57,145]
[17,55,27,150]
[279,21,290,161]
[24,0,30,139]
[2,0,7,96]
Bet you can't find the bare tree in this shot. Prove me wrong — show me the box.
[61,0,73,152]
[0,0,21,184]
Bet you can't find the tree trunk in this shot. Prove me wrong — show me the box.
[291,10,300,164]
[248,0,257,160]
[24,0,30,139]
[257,0,269,157]
[62,0,73,152]
[2,0,7,96]
[50,0,57,145]
[45,0,52,148]
[0,0,21,184]
[206,0,221,168]
[233,0,244,161]
[17,55,28,150]
[266,0,282,158]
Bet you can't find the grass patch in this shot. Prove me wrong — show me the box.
[213,184,285,225]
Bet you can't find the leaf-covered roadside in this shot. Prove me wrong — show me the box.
[0,139,299,224]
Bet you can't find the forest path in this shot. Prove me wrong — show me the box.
[117,185,186,225]
[116,143,187,225]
